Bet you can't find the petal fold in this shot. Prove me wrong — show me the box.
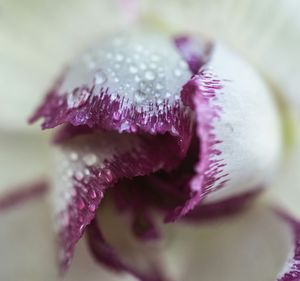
[52,131,180,271]
[167,43,283,221]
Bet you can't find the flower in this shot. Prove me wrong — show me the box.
[1,1,300,281]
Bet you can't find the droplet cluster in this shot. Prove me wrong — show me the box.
[60,32,192,110]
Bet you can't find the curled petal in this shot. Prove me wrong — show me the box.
[52,131,181,271]
[30,33,194,153]
[167,43,283,221]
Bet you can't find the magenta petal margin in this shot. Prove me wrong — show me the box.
[166,69,228,222]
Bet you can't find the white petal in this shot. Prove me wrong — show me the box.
[0,132,50,198]
[0,0,123,131]
[0,193,57,281]
[163,206,297,281]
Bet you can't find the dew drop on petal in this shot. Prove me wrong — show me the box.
[88,203,96,212]
[145,71,155,81]
[129,65,138,74]
[70,152,78,161]
[75,171,84,181]
[77,198,85,210]
[89,189,97,199]
[83,153,98,166]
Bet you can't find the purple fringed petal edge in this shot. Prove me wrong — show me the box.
[165,70,228,222]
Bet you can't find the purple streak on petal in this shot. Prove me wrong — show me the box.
[166,70,228,222]
[174,36,212,74]
[0,181,48,211]
[276,212,300,281]
[185,188,262,221]
[87,219,170,281]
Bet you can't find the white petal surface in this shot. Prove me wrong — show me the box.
[190,43,283,204]
[0,0,123,131]
[0,193,57,281]
[163,206,295,281]
[140,0,300,113]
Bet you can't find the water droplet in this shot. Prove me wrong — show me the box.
[113,111,121,121]
[75,171,84,181]
[77,198,85,210]
[114,77,120,83]
[70,152,78,161]
[179,61,188,69]
[88,203,96,212]
[149,63,157,69]
[115,54,124,62]
[79,224,85,234]
[134,75,141,82]
[140,63,147,70]
[157,99,163,105]
[104,169,113,183]
[130,124,138,133]
[129,65,138,74]
[83,153,98,166]
[151,54,160,62]
[67,169,73,178]
[165,92,171,98]
[156,83,163,90]
[145,71,155,81]
[84,168,90,176]
[68,87,91,108]
[89,189,97,199]
[174,69,182,77]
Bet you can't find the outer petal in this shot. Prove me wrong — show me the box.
[0,132,50,199]
[0,0,123,131]
[163,206,300,281]
[0,188,57,281]
[140,0,300,113]
[167,43,283,220]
